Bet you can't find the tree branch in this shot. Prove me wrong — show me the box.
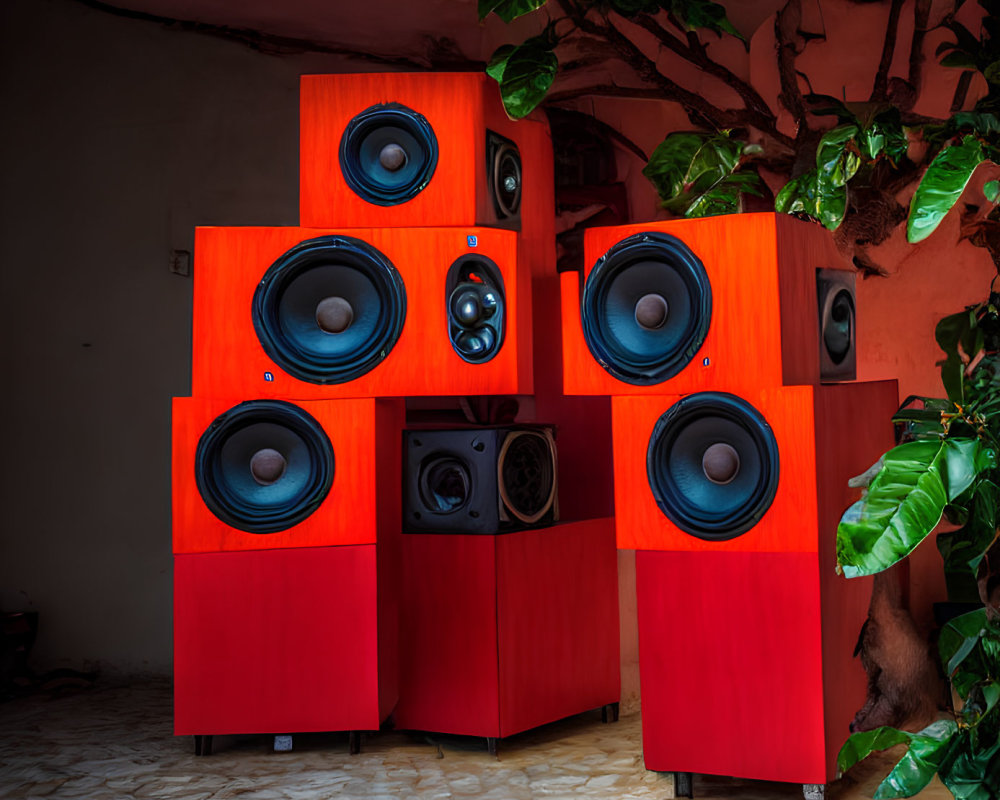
[870,0,905,102]
[775,0,808,133]
[905,0,933,109]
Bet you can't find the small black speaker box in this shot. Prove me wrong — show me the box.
[404,426,558,534]
[816,268,856,382]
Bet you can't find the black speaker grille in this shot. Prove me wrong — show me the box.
[498,430,556,524]
[252,235,406,384]
[646,392,779,540]
[339,102,438,206]
[195,400,335,534]
[582,231,711,385]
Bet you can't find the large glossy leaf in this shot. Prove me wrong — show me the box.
[643,132,761,217]
[837,721,959,798]
[941,736,1000,800]
[837,438,988,577]
[816,124,861,186]
[486,44,516,82]
[775,171,848,230]
[935,307,983,404]
[937,480,1000,599]
[907,135,987,243]
[492,34,558,119]
[479,0,549,22]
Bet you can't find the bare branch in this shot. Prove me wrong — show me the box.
[905,0,933,108]
[775,0,808,134]
[870,0,905,102]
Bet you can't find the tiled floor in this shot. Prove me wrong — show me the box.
[0,679,953,799]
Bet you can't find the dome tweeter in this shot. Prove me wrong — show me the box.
[445,254,506,363]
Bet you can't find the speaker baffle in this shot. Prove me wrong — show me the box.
[445,255,506,363]
[487,130,522,223]
[582,232,712,386]
[646,392,779,541]
[816,268,857,381]
[252,235,407,384]
[339,102,438,206]
[404,427,557,534]
[195,400,335,534]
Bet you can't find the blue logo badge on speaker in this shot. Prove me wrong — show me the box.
[264,372,274,382]
[467,235,478,248]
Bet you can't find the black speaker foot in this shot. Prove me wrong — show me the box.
[349,731,361,755]
[601,702,620,723]
[194,735,213,756]
[674,772,693,798]
[486,737,498,757]
[272,734,293,752]
[803,784,825,800]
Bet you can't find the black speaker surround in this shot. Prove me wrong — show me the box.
[445,254,506,363]
[338,102,439,206]
[816,268,856,381]
[486,130,522,224]
[646,392,779,541]
[581,231,712,386]
[404,427,557,534]
[194,400,336,534]
[252,235,407,385]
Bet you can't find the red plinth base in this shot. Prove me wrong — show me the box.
[174,544,395,736]
[395,518,620,739]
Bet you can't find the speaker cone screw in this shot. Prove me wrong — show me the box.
[315,296,354,334]
[635,293,669,330]
[378,142,407,172]
[702,442,740,485]
[250,448,288,486]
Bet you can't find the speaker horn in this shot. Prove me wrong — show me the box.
[816,268,857,381]
[581,231,712,386]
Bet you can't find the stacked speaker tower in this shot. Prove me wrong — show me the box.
[560,211,897,789]
[172,72,619,754]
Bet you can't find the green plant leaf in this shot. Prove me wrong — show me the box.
[816,124,861,186]
[643,131,762,218]
[493,34,558,119]
[985,59,1000,85]
[907,135,987,243]
[937,480,1000,598]
[941,51,980,69]
[479,0,549,22]
[668,0,744,40]
[985,180,1000,203]
[941,735,1000,800]
[837,721,959,798]
[837,438,987,577]
[486,44,517,81]
[775,171,848,230]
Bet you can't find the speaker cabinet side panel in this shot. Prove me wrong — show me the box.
[611,387,819,553]
[513,118,556,277]
[174,546,381,735]
[172,396,380,554]
[775,215,843,387]
[395,534,501,737]
[299,73,481,228]
[495,519,620,738]
[192,226,529,399]
[815,380,898,780]
[636,550,827,783]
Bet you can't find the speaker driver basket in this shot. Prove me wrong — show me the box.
[582,232,712,386]
[252,235,407,385]
[194,400,336,534]
[646,392,779,541]
[339,102,439,206]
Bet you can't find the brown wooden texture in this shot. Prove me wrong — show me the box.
[171,396,403,554]
[300,72,552,244]
[395,519,619,739]
[174,545,385,735]
[612,386,819,553]
[561,212,850,396]
[190,225,532,399]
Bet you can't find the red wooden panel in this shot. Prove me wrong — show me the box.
[636,550,827,783]
[612,386,819,553]
[190,226,532,399]
[395,534,501,737]
[171,396,403,554]
[299,73,552,240]
[814,380,898,779]
[496,518,619,737]
[561,213,846,396]
[174,545,386,735]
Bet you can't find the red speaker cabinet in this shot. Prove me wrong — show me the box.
[174,544,398,737]
[622,380,898,785]
[189,226,533,400]
[561,213,853,396]
[299,74,552,247]
[172,395,403,554]
[394,518,620,741]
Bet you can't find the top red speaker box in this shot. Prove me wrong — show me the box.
[561,213,856,396]
[300,73,553,246]
[190,225,533,399]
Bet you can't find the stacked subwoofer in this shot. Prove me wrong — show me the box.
[561,212,897,786]
[172,72,619,751]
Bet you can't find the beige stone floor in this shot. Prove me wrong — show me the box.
[0,679,953,800]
